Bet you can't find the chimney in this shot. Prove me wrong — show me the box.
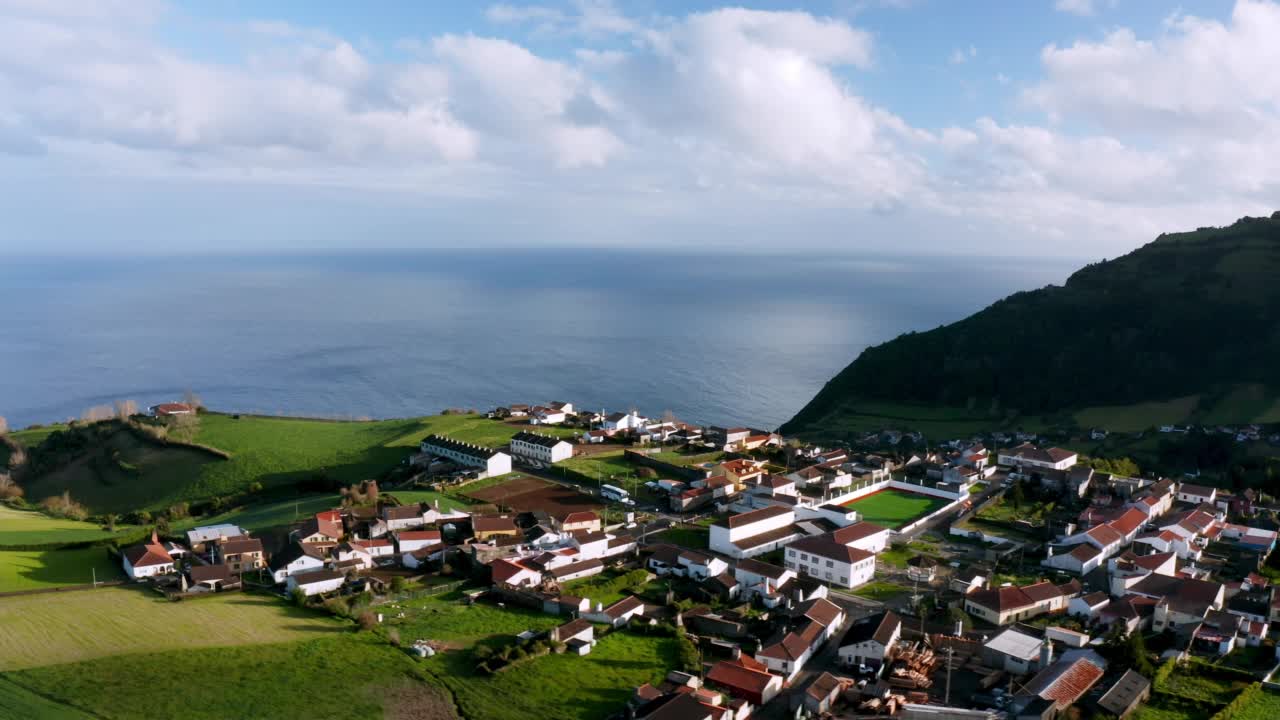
[596,601,604,613]
[731,645,742,660]
[1046,545,1054,557]
[955,621,964,637]
[1040,638,1053,668]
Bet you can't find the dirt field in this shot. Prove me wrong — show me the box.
[466,476,601,519]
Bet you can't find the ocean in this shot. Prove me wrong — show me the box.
[0,250,1075,430]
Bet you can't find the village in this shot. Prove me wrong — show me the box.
[89,401,1280,720]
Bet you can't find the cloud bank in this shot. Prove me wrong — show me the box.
[0,0,1278,256]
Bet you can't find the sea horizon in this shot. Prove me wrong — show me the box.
[1,248,1077,430]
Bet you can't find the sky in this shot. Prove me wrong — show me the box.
[1,0,1278,258]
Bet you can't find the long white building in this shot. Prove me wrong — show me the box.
[509,431,574,464]
[710,505,799,559]
[420,435,512,477]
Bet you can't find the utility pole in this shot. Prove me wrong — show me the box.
[944,647,955,705]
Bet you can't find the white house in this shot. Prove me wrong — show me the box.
[998,443,1078,472]
[287,569,345,596]
[1069,591,1112,620]
[509,431,574,464]
[710,506,799,559]
[395,530,443,554]
[351,538,394,558]
[269,542,327,584]
[647,545,729,581]
[490,558,542,588]
[1177,483,1217,506]
[755,600,843,682]
[784,533,876,588]
[602,411,644,432]
[528,405,567,425]
[838,611,901,672]
[122,532,176,580]
[829,521,892,554]
[419,435,512,477]
[734,558,796,602]
[185,523,247,552]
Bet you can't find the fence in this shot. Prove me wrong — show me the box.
[372,580,466,605]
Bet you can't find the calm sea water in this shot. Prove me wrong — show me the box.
[0,250,1075,430]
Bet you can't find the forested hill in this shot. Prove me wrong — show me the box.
[782,212,1280,438]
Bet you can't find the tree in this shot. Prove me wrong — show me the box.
[81,405,113,423]
[389,577,407,593]
[674,629,700,673]
[104,513,117,532]
[1101,629,1154,676]
[182,389,203,410]
[1010,480,1025,510]
[168,413,200,443]
[113,399,139,420]
[290,588,308,607]
[0,416,7,435]
[0,474,22,500]
[387,628,401,647]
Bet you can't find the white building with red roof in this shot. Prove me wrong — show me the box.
[122,531,177,579]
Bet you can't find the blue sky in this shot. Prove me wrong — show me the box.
[0,0,1275,257]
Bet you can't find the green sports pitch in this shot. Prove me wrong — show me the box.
[840,489,951,529]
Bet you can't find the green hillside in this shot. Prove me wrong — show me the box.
[783,213,1280,440]
[15,413,571,515]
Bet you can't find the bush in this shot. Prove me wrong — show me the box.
[356,611,378,632]
[290,589,309,607]
[389,577,407,593]
[40,490,88,520]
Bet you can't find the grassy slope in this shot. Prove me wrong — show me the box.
[425,632,677,720]
[0,677,92,720]
[3,635,436,720]
[0,504,133,547]
[24,413,557,515]
[0,587,338,671]
[0,547,122,593]
[785,215,1280,440]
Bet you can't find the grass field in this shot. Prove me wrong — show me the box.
[840,489,950,529]
[877,541,941,568]
[0,586,339,670]
[0,504,133,547]
[653,526,709,550]
[647,450,725,467]
[22,413,547,514]
[386,595,562,649]
[3,634,451,720]
[0,547,122,593]
[792,401,1046,443]
[0,677,92,719]
[1074,395,1200,432]
[172,489,466,534]
[558,451,638,483]
[1132,697,1206,720]
[424,631,677,720]
[852,581,909,601]
[1226,688,1280,720]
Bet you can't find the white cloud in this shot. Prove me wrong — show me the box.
[950,45,977,64]
[1053,0,1097,16]
[0,0,1277,257]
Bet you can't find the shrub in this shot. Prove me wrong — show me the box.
[386,628,401,647]
[40,490,88,520]
[390,577,407,593]
[356,611,378,632]
[290,589,309,607]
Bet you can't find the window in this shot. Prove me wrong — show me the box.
[787,549,796,557]
[840,576,848,584]
[825,572,832,580]
[800,553,808,561]
[826,559,834,568]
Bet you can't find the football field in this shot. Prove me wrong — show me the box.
[841,489,950,529]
